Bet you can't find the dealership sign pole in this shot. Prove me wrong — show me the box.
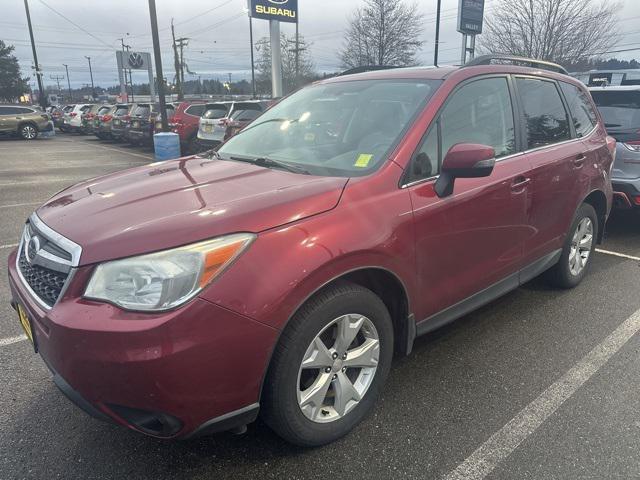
[457,0,485,64]
[248,0,298,98]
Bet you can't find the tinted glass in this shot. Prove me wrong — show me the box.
[233,102,264,112]
[230,109,262,122]
[441,77,516,159]
[203,105,229,119]
[185,104,205,116]
[590,90,640,130]
[97,106,111,115]
[0,107,14,115]
[408,123,439,183]
[134,105,151,116]
[560,82,598,137]
[517,78,571,148]
[218,79,441,177]
[115,106,129,115]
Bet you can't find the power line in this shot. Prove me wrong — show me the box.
[36,0,114,48]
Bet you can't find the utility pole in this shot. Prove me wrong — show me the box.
[170,20,188,101]
[249,16,256,98]
[62,64,72,101]
[148,0,168,132]
[434,0,442,66]
[287,35,306,90]
[85,56,95,100]
[118,37,134,102]
[50,75,64,96]
[24,0,46,108]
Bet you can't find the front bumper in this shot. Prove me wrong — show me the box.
[7,248,278,438]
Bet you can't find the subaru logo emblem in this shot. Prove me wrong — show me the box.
[128,53,144,69]
[25,235,41,264]
[268,0,289,4]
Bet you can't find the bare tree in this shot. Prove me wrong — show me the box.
[481,0,619,64]
[255,34,317,96]
[340,0,424,68]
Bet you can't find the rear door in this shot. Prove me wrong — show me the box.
[407,76,530,318]
[515,76,586,267]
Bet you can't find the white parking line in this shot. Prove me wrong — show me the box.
[0,335,27,347]
[596,248,640,262]
[444,306,640,480]
[91,143,153,161]
[0,243,18,250]
[0,177,85,187]
[0,201,41,209]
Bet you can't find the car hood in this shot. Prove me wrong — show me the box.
[37,157,348,265]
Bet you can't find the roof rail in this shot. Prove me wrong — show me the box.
[338,65,398,76]
[464,55,569,75]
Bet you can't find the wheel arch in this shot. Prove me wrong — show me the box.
[17,121,39,134]
[582,189,608,243]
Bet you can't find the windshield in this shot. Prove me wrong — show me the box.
[218,79,441,177]
[591,90,640,130]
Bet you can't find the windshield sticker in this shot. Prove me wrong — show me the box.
[354,154,373,168]
[304,132,316,142]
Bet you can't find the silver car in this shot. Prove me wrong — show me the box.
[197,101,267,149]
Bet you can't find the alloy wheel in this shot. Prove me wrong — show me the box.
[297,314,380,423]
[21,125,36,139]
[569,217,593,276]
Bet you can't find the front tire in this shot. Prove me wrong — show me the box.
[262,281,393,447]
[19,123,38,140]
[546,203,598,288]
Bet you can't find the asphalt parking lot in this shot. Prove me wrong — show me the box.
[1,133,640,480]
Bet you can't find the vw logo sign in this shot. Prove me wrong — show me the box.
[128,52,144,69]
[25,235,41,264]
[268,0,289,3]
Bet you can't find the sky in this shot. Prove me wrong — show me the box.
[2,0,640,90]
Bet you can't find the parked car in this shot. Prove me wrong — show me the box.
[128,103,175,145]
[49,105,67,130]
[56,105,75,132]
[223,106,267,142]
[0,104,53,140]
[62,104,93,133]
[7,56,614,447]
[93,104,129,140]
[196,101,268,150]
[110,103,137,142]
[589,85,640,209]
[169,101,206,154]
[82,104,109,135]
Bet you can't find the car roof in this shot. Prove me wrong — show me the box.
[320,63,578,86]
[588,85,640,91]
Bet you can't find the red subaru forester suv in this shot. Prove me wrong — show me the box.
[8,56,614,446]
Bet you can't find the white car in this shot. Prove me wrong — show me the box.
[196,101,268,149]
[63,104,93,132]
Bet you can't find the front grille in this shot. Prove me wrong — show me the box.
[17,217,80,309]
[18,248,68,307]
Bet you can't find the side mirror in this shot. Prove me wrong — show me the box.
[434,143,495,198]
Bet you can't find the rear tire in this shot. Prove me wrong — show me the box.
[546,203,598,288]
[19,123,38,140]
[262,281,393,447]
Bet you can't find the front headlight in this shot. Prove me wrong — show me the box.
[84,233,255,312]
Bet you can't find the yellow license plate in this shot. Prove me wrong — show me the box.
[17,304,34,344]
[204,124,213,133]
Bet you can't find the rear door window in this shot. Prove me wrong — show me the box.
[589,90,640,131]
[230,109,262,122]
[559,82,598,137]
[516,78,571,149]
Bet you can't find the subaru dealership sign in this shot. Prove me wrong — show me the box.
[457,0,485,34]
[249,0,298,23]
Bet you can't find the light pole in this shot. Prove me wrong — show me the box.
[24,0,46,108]
[434,0,442,66]
[85,56,95,100]
[148,0,168,132]
[62,64,72,101]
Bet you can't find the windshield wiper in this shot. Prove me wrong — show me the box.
[229,155,310,175]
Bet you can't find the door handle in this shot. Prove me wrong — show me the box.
[511,177,531,191]
[574,154,586,167]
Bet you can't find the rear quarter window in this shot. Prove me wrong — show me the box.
[185,104,205,116]
[560,82,598,137]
